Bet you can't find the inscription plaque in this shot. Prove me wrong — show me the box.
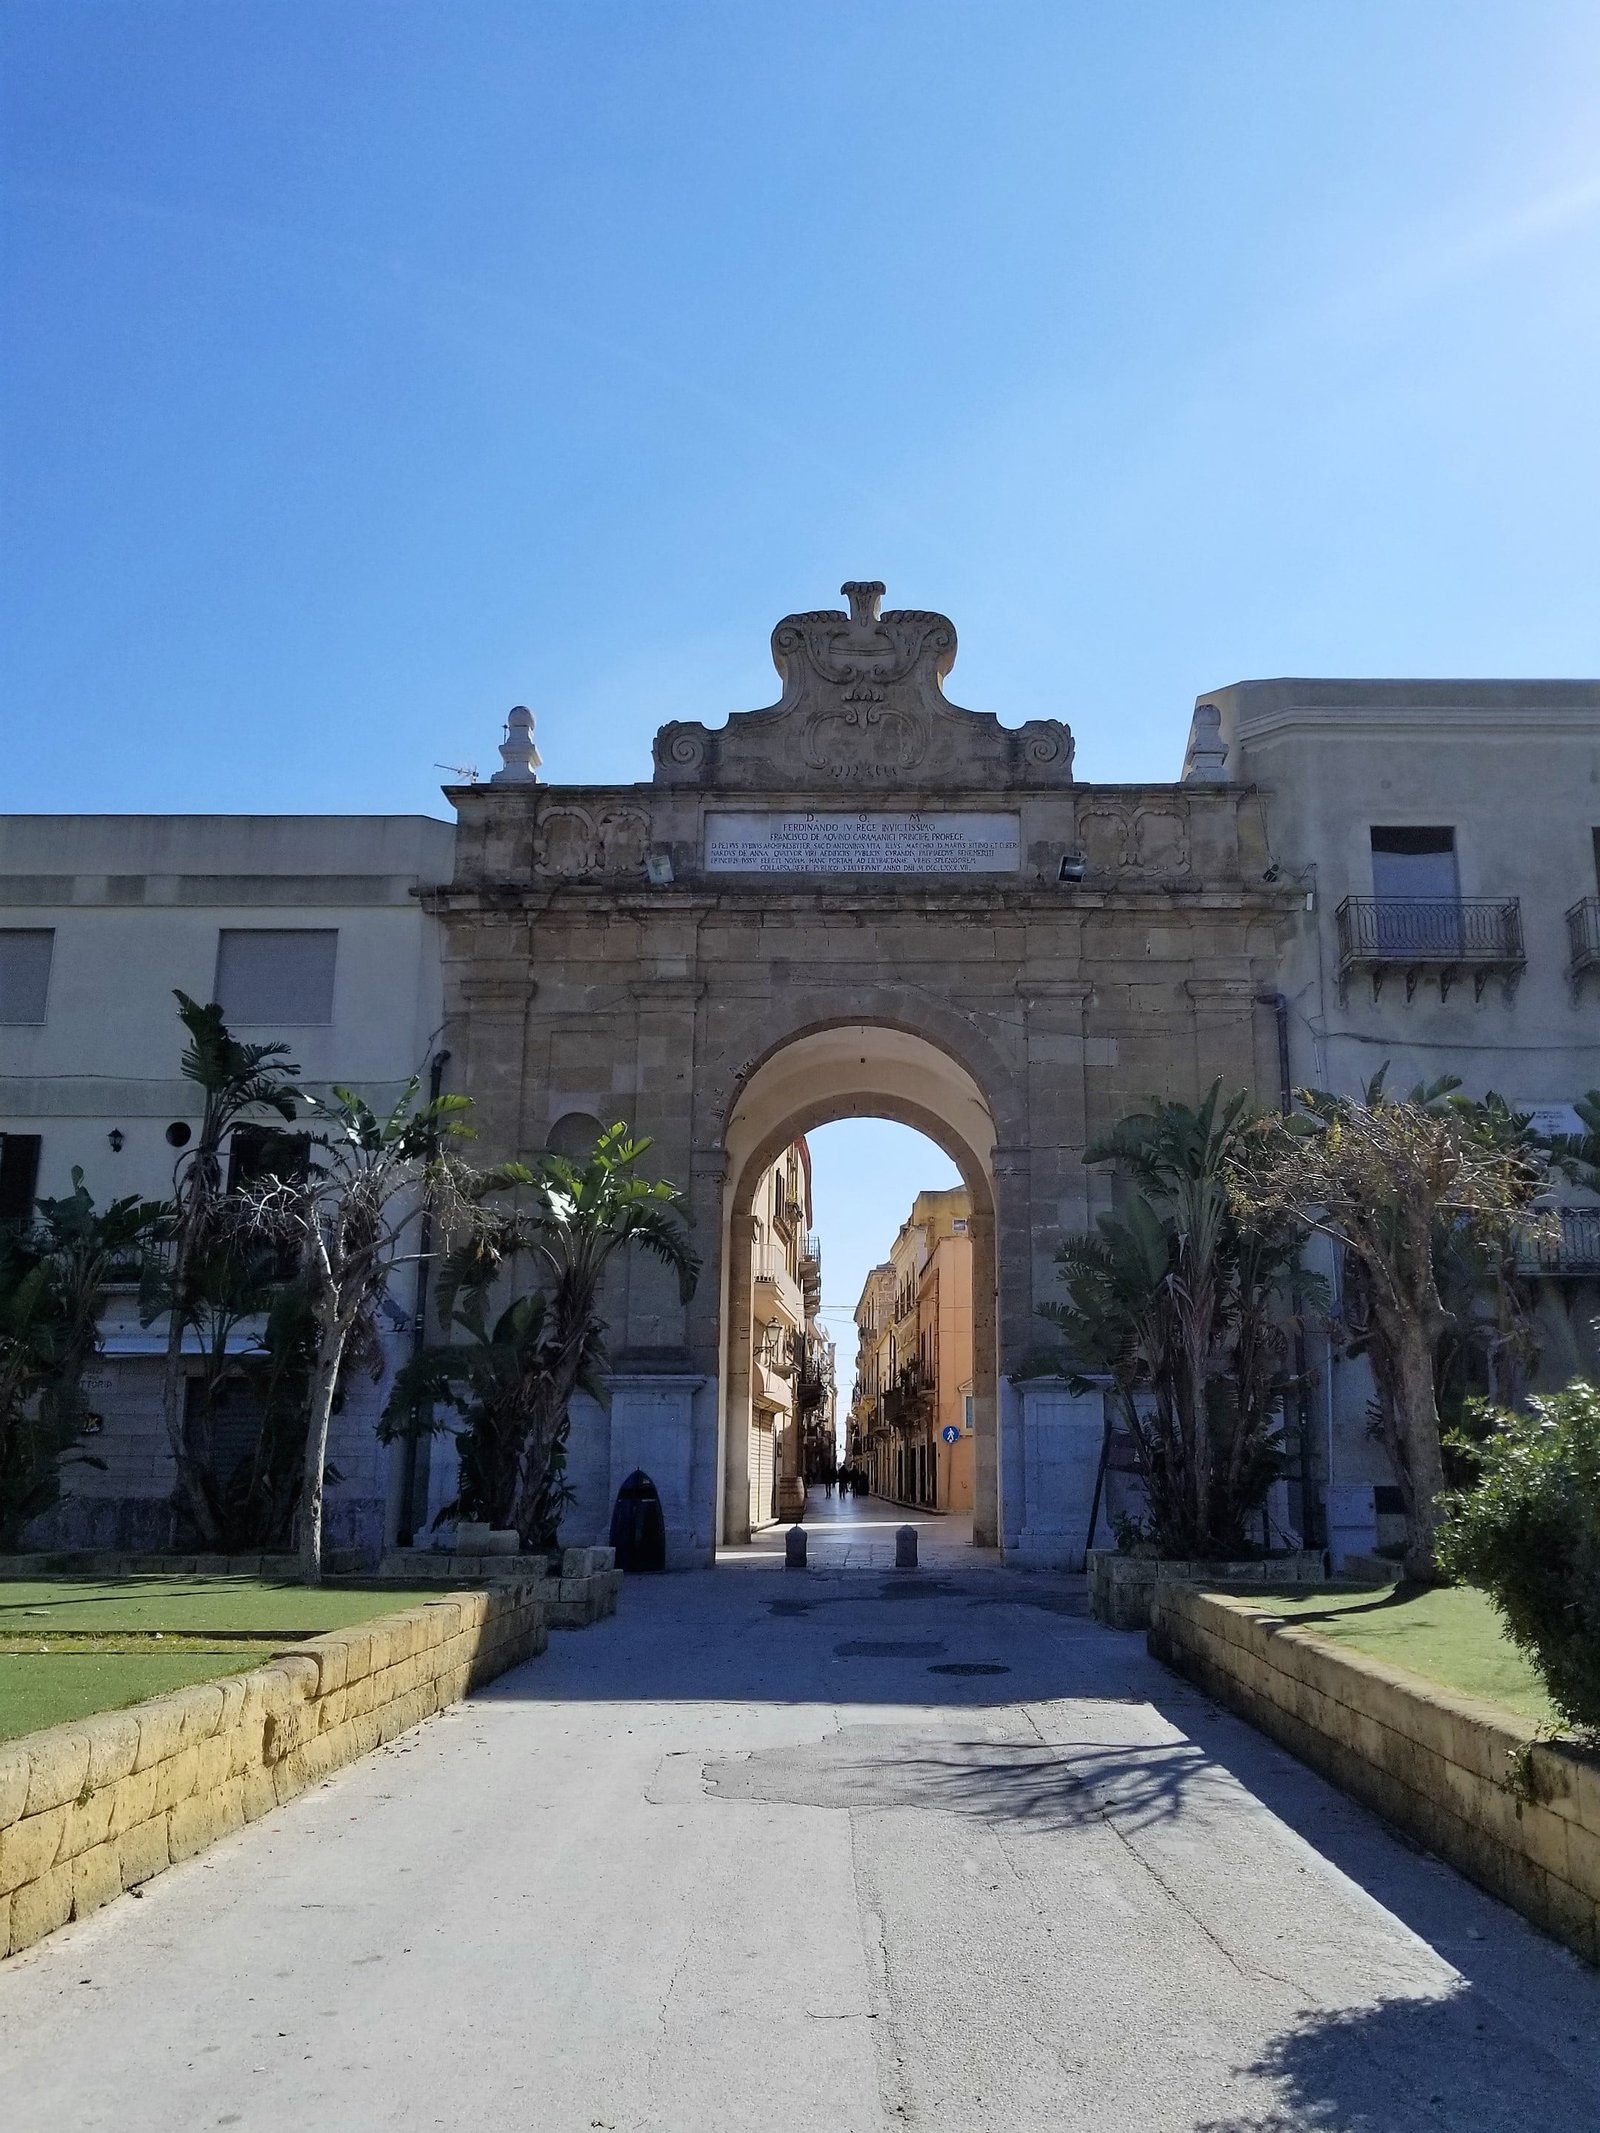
[703,810,1021,874]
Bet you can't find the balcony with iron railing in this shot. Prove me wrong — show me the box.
[1567,898,1600,995]
[1335,896,1525,1003]
[753,1238,804,1329]
[1517,1206,1600,1279]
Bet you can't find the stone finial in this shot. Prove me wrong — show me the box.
[1184,702,1229,784]
[841,580,886,627]
[492,706,542,784]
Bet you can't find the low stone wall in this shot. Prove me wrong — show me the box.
[0,1581,548,1961]
[1149,1584,1600,1965]
[377,1545,621,1628]
[1088,1548,1328,1629]
[0,1551,363,1580]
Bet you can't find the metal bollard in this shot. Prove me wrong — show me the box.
[785,1524,808,1570]
[895,1524,918,1570]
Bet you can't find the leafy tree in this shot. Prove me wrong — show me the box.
[157,993,300,1545]
[1439,1382,1600,1737]
[0,1173,163,1543]
[1039,1085,1316,1559]
[239,1082,476,1583]
[1238,1072,1547,1580]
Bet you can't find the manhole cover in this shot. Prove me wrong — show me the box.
[833,1639,946,1659]
[767,1600,811,1617]
[928,1662,1011,1676]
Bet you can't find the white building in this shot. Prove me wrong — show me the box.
[1188,680,1600,1560]
[0,813,454,1555]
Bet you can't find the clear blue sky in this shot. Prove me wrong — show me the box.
[5,2,1599,812]
[5,4,1598,1335]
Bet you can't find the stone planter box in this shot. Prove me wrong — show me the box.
[377,1544,620,1629]
[1087,1547,1328,1629]
[1150,1585,1600,1966]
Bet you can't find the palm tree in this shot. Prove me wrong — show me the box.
[1039,1085,1314,1559]
[380,1285,579,1540]
[463,1124,700,1549]
[157,993,300,1545]
[0,1171,163,1543]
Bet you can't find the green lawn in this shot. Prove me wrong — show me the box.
[1248,1582,1556,1727]
[0,1577,445,1743]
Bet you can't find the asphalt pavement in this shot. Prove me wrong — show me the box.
[2,1550,1598,2132]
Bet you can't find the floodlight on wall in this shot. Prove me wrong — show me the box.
[1057,853,1085,884]
[107,1128,124,1152]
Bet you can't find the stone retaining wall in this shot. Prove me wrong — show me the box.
[0,1581,548,1961]
[377,1545,621,1628]
[1088,1548,1327,1629]
[1149,1584,1600,1964]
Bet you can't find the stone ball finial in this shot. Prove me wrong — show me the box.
[491,705,542,784]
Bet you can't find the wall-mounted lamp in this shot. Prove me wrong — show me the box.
[107,1128,125,1153]
[1057,853,1085,884]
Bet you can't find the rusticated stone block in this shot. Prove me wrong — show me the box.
[153,1744,202,1816]
[9,1862,73,1952]
[72,1839,122,1918]
[58,1786,116,1862]
[85,1713,141,1792]
[108,1763,158,1839]
[23,1727,92,1817]
[241,1766,278,1823]
[167,1790,223,1864]
[0,1747,31,1831]
[0,1805,66,1897]
[133,1699,187,1774]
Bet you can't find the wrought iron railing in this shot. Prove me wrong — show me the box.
[1335,896,1524,1000]
[1518,1207,1600,1278]
[1568,898,1600,984]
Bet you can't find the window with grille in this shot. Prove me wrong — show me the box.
[0,1133,42,1223]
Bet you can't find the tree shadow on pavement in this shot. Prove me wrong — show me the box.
[1194,1987,1600,2132]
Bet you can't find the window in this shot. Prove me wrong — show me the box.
[0,1133,41,1223]
[0,931,54,1023]
[963,1394,975,1433]
[226,1124,310,1195]
[215,929,337,1026]
[1369,827,1459,902]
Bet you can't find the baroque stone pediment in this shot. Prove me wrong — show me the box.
[653,582,1073,791]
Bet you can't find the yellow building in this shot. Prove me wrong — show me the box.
[850,1188,973,1512]
[746,1138,815,1529]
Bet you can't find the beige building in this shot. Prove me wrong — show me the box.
[745,1137,814,1528]
[851,1188,975,1512]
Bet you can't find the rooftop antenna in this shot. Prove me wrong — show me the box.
[434,761,479,783]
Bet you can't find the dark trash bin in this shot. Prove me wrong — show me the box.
[610,1468,667,1573]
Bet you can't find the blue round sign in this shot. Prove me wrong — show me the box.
[940,1424,961,1444]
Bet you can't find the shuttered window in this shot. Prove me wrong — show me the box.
[0,1134,42,1223]
[0,931,54,1023]
[215,930,337,1026]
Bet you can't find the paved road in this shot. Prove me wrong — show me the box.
[3,1562,1598,2132]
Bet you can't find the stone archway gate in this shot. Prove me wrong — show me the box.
[429,583,1295,1565]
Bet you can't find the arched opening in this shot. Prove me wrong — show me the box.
[715,1023,1001,1553]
